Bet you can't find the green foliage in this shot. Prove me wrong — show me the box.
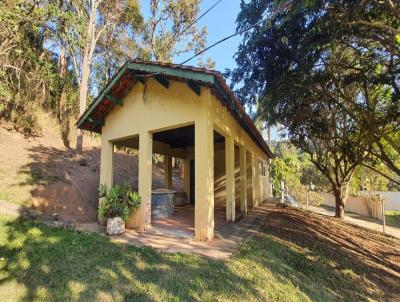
[126,190,141,211]
[1,0,214,145]
[0,1,59,132]
[270,142,326,206]
[231,0,400,214]
[98,184,141,221]
[139,0,211,64]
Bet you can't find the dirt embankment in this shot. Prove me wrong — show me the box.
[0,116,182,223]
[264,205,400,301]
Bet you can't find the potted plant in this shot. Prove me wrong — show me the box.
[98,184,141,235]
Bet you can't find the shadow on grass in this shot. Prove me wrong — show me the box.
[0,216,263,301]
[1,206,399,301]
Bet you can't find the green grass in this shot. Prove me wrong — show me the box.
[385,210,400,228]
[0,214,386,302]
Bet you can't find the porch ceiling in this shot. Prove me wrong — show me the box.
[114,126,226,151]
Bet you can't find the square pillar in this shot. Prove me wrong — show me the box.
[225,135,235,222]
[239,146,247,215]
[127,131,152,230]
[165,154,173,190]
[99,139,113,222]
[99,139,113,188]
[252,154,260,207]
[183,159,191,203]
[251,152,257,208]
[195,119,214,241]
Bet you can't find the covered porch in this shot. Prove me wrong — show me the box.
[102,123,260,241]
[77,61,273,242]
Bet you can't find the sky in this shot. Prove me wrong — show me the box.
[140,0,278,141]
[140,0,242,73]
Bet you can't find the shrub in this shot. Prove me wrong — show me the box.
[98,184,141,221]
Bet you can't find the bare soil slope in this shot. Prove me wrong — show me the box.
[0,115,181,223]
[263,204,400,301]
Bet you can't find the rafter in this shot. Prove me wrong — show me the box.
[106,94,123,106]
[154,75,169,89]
[187,80,201,96]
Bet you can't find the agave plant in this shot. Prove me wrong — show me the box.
[98,184,141,221]
[127,190,141,210]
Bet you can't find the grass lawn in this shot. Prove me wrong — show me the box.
[385,210,400,228]
[0,206,399,302]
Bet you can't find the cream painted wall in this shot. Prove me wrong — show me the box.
[99,77,271,240]
[209,92,270,206]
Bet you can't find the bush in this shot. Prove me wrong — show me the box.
[98,184,141,221]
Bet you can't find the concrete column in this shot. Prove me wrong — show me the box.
[253,154,260,207]
[225,135,235,222]
[99,139,113,188]
[183,159,190,203]
[239,146,247,215]
[165,154,173,190]
[195,118,214,241]
[127,131,152,230]
[251,152,257,208]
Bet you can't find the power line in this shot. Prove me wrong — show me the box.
[139,0,293,78]
[179,0,294,65]
[180,0,224,36]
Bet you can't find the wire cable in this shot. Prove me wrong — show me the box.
[138,0,294,78]
[180,0,224,36]
[179,0,294,65]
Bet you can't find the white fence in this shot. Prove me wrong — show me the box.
[321,191,400,220]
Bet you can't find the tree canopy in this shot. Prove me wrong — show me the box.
[0,0,214,149]
[231,0,400,218]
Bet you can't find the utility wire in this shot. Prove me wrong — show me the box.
[139,0,293,78]
[180,0,224,36]
[179,0,294,65]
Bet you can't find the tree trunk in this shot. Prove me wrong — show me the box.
[76,57,90,152]
[58,42,71,149]
[333,184,349,220]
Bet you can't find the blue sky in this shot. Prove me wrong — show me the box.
[140,0,242,73]
[140,0,277,141]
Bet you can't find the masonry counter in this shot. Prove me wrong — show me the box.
[151,189,176,218]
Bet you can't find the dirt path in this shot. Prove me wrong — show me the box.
[309,205,400,239]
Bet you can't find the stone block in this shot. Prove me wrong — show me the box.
[106,217,125,235]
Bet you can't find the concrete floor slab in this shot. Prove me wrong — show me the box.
[77,203,270,259]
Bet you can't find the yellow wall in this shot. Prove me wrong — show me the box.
[99,77,270,240]
[209,90,270,206]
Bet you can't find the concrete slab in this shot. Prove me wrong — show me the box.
[76,203,271,259]
[0,199,270,259]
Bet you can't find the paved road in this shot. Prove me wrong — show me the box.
[309,206,400,239]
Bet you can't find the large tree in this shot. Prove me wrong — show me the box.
[232,0,399,176]
[230,0,400,218]
[0,0,63,132]
[47,0,143,151]
[139,0,208,62]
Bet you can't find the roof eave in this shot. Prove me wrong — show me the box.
[76,61,274,159]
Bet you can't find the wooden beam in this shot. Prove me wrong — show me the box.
[88,116,105,127]
[106,94,123,106]
[187,80,201,96]
[154,75,169,89]
[135,75,145,85]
